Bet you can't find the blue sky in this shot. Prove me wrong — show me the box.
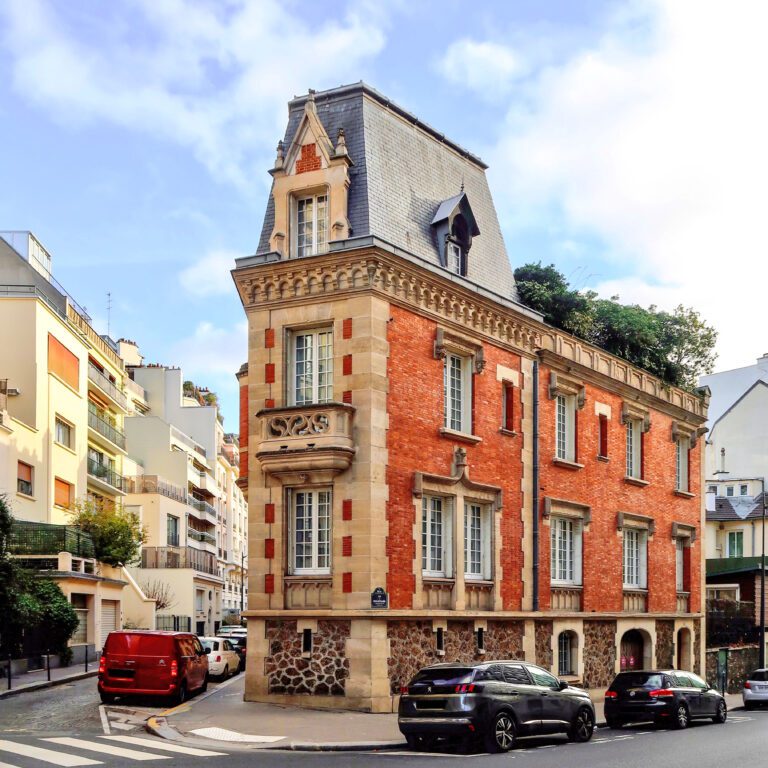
[2,0,766,427]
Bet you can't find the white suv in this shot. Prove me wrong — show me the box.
[743,669,768,709]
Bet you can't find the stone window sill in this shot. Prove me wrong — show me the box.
[597,455,609,463]
[16,491,35,501]
[553,458,584,471]
[674,490,695,499]
[499,428,518,438]
[422,576,456,586]
[439,427,482,445]
[624,476,649,487]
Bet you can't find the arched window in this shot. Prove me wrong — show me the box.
[558,631,576,676]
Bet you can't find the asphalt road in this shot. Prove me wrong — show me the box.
[0,676,764,768]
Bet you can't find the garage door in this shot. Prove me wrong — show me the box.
[100,600,119,647]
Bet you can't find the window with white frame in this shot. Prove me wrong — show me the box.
[447,242,462,275]
[623,528,648,589]
[675,438,689,492]
[727,530,743,558]
[675,538,685,592]
[464,503,491,580]
[707,485,717,494]
[443,353,472,433]
[740,484,749,496]
[726,486,734,497]
[558,631,576,676]
[626,419,642,479]
[290,489,332,574]
[291,328,333,405]
[422,495,453,578]
[295,193,329,258]
[55,416,73,449]
[555,394,576,462]
[550,517,583,585]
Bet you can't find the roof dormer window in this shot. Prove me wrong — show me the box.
[447,241,462,274]
[295,193,329,258]
[432,191,479,278]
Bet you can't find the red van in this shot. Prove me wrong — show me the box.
[98,630,209,705]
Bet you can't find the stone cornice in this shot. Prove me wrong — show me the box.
[232,245,708,421]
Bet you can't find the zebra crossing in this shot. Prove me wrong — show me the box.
[0,735,227,767]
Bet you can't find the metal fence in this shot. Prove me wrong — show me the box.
[155,615,192,632]
[707,599,759,646]
[141,546,219,576]
[10,521,94,558]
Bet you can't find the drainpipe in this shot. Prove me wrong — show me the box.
[532,359,540,611]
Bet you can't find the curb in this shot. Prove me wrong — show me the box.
[0,670,98,699]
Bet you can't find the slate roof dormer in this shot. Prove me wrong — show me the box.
[256,82,520,302]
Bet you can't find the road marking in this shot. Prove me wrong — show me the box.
[189,727,283,743]
[43,738,170,761]
[0,762,23,768]
[98,706,110,736]
[0,740,101,767]
[102,736,227,757]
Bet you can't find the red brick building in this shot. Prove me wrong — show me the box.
[232,84,708,711]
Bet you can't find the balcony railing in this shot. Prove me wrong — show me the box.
[171,425,206,457]
[188,528,216,545]
[188,496,217,522]
[88,403,126,449]
[126,474,187,503]
[255,402,355,479]
[141,546,219,576]
[10,521,95,558]
[88,363,128,410]
[87,458,124,491]
[124,376,146,400]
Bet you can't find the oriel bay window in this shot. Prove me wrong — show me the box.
[289,489,332,575]
[290,327,333,405]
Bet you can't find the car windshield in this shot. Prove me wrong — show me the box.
[612,673,665,689]
[410,667,474,686]
[748,670,768,682]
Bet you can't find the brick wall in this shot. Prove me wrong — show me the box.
[385,304,524,609]
[538,366,703,615]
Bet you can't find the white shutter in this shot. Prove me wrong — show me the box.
[639,531,649,589]
[100,600,119,647]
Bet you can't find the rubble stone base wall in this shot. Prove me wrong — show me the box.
[583,620,617,689]
[265,619,350,695]
[655,620,674,668]
[535,621,553,668]
[706,646,759,693]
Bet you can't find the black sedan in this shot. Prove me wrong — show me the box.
[398,661,595,752]
[604,670,727,729]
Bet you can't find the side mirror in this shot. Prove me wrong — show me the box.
[203,648,211,655]
[558,679,569,691]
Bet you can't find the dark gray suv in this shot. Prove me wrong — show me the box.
[398,661,595,752]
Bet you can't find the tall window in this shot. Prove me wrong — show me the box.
[675,538,685,592]
[598,414,608,458]
[727,530,743,558]
[167,515,180,547]
[558,631,576,676]
[54,478,73,509]
[17,461,34,496]
[555,395,576,461]
[443,354,471,433]
[623,528,648,588]
[292,328,333,405]
[464,503,491,580]
[55,416,73,448]
[551,517,582,585]
[291,489,331,574]
[626,420,642,479]
[675,438,689,492]
[502,382,515,432]
[447,242,462,275]
[422,496,452,577]
[296,194,329,258]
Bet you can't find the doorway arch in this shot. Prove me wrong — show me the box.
[677,628,692,670]
[620,629,650,671]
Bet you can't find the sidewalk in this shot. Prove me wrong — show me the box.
[148,677,746,751]
[0,661,98,699]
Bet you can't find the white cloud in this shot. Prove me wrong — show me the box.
[489,0,768,373]
[179,250,240,297]
[437,39,525,97]
[0,0,387,188]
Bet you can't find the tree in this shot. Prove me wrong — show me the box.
[513,263,718,390]
[69,499,146,567]
[140,579,175,611]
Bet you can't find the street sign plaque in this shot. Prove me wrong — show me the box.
[371,587,388,609]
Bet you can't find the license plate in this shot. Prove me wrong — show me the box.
[755,684,766,691]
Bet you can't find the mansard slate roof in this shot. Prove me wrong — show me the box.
[706,494,767,521]
[256,82,519,301]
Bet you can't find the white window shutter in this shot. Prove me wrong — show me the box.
[574,521,583,586]
[640,531,648,589]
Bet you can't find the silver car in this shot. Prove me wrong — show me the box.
[743,669,768,709]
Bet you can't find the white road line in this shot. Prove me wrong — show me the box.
[98,706,110,736]
[43,738,170,762]
[101,735,227,757]
[0,740,101,767]
[0,762,23,768]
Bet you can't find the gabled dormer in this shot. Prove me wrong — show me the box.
[431,191,480,277]
[268,90,353,259]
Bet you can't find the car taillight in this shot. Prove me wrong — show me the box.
[400,686,409,695]
[454,683,478,693]
[98,656,106,674]
[242,647,246,655]
[605,690,617,698]
[170,660,178,678]
[649,689,675,698]
[745,681,751,689]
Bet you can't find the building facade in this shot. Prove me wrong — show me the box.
[233,85,708,712]
[0,232,154,657]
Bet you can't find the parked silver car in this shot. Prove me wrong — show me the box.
[743,668,768,709]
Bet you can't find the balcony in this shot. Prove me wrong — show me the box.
[188,528,217,545]
[141,546,220,577]
[88,363,128,412]
[87,458,125,494]
[188,496,218,524]
[88,403,126,452]
[255,402,355,482]
[10,521,94,558]
[623,589,648,613]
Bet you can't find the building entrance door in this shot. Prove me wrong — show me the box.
[620,630,644,671]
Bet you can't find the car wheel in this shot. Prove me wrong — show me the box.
[173,680,188,706]
[605,715,623,730]
[222,665,229,680]
[569,707,595,742]
[673,703,689,729]
[99,693,117,705]
[200,674,209,694]
[713,700,727,723]
[485,711,516,753]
